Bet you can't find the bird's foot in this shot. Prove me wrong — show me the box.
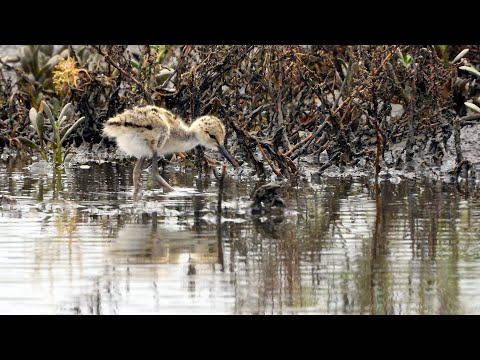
[133,184,142,201]
[152,171,175,192]
[132,156,146,202]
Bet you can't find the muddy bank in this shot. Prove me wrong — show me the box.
[1,45,480,186]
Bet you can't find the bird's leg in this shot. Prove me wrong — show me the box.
[151,152,175,192]
[133,156,146,201]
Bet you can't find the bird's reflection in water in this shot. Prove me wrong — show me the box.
[109,217,220,268]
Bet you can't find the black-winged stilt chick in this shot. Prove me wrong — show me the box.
[103,106,239,199]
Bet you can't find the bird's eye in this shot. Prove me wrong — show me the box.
[209,134,216,140]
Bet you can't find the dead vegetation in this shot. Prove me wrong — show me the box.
[1,45,479,179]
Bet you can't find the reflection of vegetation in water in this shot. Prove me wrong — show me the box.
[2,158,480,314]
[27,167,64,201]
[54,209,79,238]
[436,247,461,314]
[32,207,83,303]
[52,167,63,200]
[227,177,479,314]
[231,218,317,314]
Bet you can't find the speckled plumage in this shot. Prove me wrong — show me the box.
[102,105,237,198]
[104,106,191,158]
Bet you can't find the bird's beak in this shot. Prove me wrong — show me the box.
[217,144,239,168]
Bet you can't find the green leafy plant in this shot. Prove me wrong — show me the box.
[15,101,85,165]
[20,45,58,82]
[437,45,449,66]
[459,63,480,113]
[152,45,169,63]
[398,49,412,67]
[17,45,64,109]
[459,65,480,78]
[131,45,174,87]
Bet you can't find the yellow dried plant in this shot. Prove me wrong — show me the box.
[52,56,86,95]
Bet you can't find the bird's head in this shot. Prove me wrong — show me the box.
[191,115,239,168]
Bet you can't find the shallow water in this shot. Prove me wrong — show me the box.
[0,157,480,314]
